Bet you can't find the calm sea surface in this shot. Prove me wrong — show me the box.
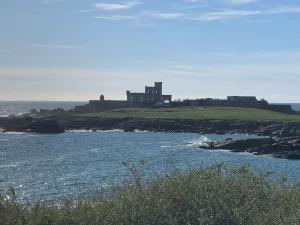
[0,101,300,203]
[0,101,86,117]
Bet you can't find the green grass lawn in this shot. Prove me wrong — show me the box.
[77,107,300,122]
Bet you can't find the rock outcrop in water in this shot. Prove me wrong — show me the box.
[0,117,64,134]
[201,137,300,160]
[25,119,65,134]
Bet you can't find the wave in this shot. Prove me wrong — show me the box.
[67,129,94,133]
[3,132,25,135]
[99,129,124,133]
[186,136,211,148]
[158,136,212,150]
[0,112,25,117]
[67,129,124,133]
[134,129,150,133]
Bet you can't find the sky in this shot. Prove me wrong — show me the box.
[0,0,300,102]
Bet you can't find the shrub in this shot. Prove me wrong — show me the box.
[1,165,300,225]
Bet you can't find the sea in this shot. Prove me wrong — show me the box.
[0,101,87,117]
[0,101,300,203]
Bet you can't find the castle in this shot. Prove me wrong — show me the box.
[126,82,172,107]
[88,82,172,112]
[74,82,293,114]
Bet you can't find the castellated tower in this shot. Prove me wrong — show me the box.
[126,82,172,105]
[155,82,162,96]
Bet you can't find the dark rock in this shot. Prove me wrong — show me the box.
[201,138,274,152]
[30,109,39,114]
[25,119,64,134]
[280,125,297,137]
[202,136,300,160]
[39,109,52,115]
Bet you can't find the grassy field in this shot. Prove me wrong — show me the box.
[1,164,300,225]
[78,106,300,122]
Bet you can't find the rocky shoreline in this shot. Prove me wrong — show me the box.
[0,115,300,159]
[201,136,300,160]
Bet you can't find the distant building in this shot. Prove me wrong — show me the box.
[227,96,257,103]
[88,82,172,112]
[83,82,293,114]
[100,95,105,101]
[126,82,172,106]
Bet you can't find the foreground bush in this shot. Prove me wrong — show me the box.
[1,165,300,225]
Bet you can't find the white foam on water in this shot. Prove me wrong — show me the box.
[161,143,196,149]
[186,136,211,148]
[67,129,94,133]
[67,129,124,133]
[160,145,173,148]
[5,132,24,135]
[98,129,124,133]
[89,148,102,153]
[208,149,232,153]
[134,129,150,133]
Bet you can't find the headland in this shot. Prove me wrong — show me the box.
[0,82,300,159]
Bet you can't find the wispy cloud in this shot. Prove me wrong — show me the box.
[28,44,88,50]
[94,1,141,10]
[95,11,186,21]
[194,5,300,21]
[41,0,64,4]
[196,9,260,21]
[225,0,259,4]
[95,15,138,21]
[266,5,300,14]
[185,0,200,3]
[147,12,186,19]
[92,3,300,23]
[72,9,95,15]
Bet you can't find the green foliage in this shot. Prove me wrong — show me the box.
[1,165,300,225]
[78,107,300,122]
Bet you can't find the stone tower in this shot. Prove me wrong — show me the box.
[155,82,162,96]
[100,95,105,101]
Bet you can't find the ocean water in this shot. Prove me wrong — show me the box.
[0,130,300,203]
[0,101,300,203]
[0,101,86,117]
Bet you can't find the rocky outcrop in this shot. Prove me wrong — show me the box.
[0,117,64,134]
[201,136,300,160]
[24,119,65,134]
[56,117,300,137]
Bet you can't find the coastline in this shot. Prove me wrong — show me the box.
[1,113,300,160]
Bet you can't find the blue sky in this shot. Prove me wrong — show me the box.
[1,0,300,102]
